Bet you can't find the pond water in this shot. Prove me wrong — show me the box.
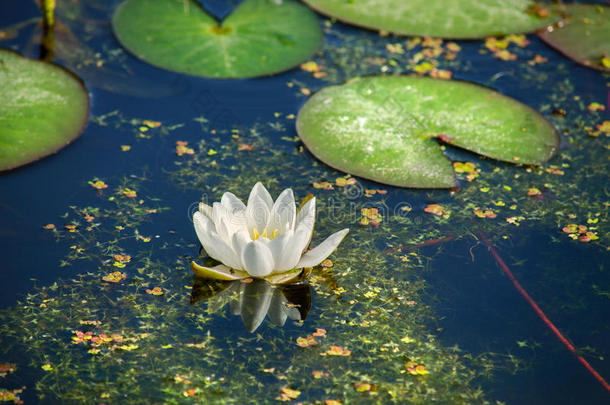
[0,0,608,404]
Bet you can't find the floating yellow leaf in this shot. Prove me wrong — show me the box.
[277,387,301,401]
[527,187,541,196]
[400,336,415,344]
[102,271,126,283]
[145,287,163,296]
[296,336,318,348]
[453,161,476,173]
[353,382,372,392]
[322,345,351,356]
[176,141,194,156]
[473,208,496,219]
[142,119,161,128]
[89,179,108,190]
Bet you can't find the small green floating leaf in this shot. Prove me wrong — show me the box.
[296,76,559,189]
[0,49,89,171]
[302,0,558,39]
[539,4,610,72]
[112,0,323,78]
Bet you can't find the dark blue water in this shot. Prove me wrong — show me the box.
[0,1,608,404]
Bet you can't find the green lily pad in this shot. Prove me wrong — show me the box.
[296,76,559,189]
[112,0,323,78]
[0,49,89,171]
[302,0,557,39]
[539,4,610,72]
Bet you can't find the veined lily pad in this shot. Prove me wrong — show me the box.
[539,4,610,72]
[302,0,558,39]
[112,0,323,78]
[296,76,559,189]
[0,49,89,171]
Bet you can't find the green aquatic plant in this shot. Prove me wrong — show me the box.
[302,0,558,38]
[191,182,349,284]
[112,0,323,78]
[41,0,56,26]
[40,0,56,60]
[0,0,178,97]
[296,75,559,188]
[539,3,610,72]
[0,49,89,171]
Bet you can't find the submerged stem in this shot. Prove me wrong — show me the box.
[40,0,56,61]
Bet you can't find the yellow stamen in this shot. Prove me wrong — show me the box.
[252,228,280,240]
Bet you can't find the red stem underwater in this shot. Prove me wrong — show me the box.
[477,230,610,393]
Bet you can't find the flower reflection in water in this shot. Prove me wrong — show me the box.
[190,278,311,333]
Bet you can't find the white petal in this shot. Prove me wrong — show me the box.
[295,210,316,253]
[241,241,275,277]
[296,228,349,268]
[267,188,296,234]
[246,195,270,236]
[193,211,217,245]
[266,232,293,272]
[199,202,213,219]
[281,226,311,270]
[212,202,233,243]
[295,197,315,228]
[221,192,246,214]
[295,197,316,253]
[221,192,248,233]
[193,212,242,270]
[231,230,251,269]
[248,182,273,211]
[226,210,248,236]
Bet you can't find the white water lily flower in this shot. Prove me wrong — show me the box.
[191,182,349,284]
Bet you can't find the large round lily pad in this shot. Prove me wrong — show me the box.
[296,76,559,189]
[0,49,89,172]
[539,4,610,72]
[302,0,558,39]
[112,0,323,78]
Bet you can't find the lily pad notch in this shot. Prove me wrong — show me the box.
[296,76,559,189]
[112,0,324,78]
[0,49,89,172]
